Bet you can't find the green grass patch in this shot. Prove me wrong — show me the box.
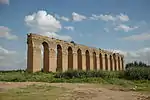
[0,84,67,100]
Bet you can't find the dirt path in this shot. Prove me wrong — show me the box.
[0,82,150,100]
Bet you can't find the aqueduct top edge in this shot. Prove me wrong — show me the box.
[27,33,124,57]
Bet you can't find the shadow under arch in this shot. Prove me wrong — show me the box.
[86,50,90,71]
[68,46,73,70]
[105,54,108,70]
[93,52,97,70]
[56,44,62,72]
[77,49,82,70]
[110,55,113,71]
[42,42,49,72]
[99,53,103,70]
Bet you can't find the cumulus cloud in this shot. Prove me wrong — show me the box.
[64,26,74,31]
[122,32,150,41]
[110,48,150,65]
[114,24,138,32]
[90,13,129,22]
[72,12,86,21]
[0,0,9,5]
[0,26,18,40]
[25,10,72,41]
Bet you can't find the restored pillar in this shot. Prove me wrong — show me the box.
[73,50,78,70]
[82,52,86,71]
[62,48,68,72]
[27,39,42,72]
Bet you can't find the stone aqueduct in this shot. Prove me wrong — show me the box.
[27,33,124,72]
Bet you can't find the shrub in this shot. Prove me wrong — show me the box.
[124,67,150,80]
[54,70,121,79]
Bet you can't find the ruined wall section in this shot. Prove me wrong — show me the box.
[27,33,124,72]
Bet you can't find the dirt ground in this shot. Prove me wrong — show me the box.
[0,82,150,100]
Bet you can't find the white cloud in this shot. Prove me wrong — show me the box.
[0,0,9,5]
[55,14,70,21]
[114,24,138,32]
[110,48,150,65]
[0,26,18,40]
[42,32,72,41]
[90,13,129,22]
[64,26,74,31]
[116,13,129,22]
[122,32,150,41]
[60,16,70,21]
[25,10,72,41]
[90,14,116,21]
[72,12,86,21]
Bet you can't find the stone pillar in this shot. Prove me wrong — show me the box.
[96,54,100,70]
[112,57,115,71]
[90,53,94,70]
[107,55,110,71]
[27,41,42,73]
[121,57,124,70]
[82,52,86,71]
[62,49,68,72]
[102,54,106,70]
[49,47,57,72]
[73,51,78,70]
[116,58,119,71]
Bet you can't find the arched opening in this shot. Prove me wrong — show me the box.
[99,53,103,70]
[68,47,73,70]
[113,54,117,71]
[118,56,120,71]
[121,57,124,70]
[42,42,49,72]
[56,44,62,72]
[110,55,113,71]
[93,52,97,70]
[105,54,108,70]
[77,49,82,70]
[86,50,90,71]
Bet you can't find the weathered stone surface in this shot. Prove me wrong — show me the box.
[27,33,124,72]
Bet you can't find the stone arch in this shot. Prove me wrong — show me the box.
[56,44,62,72]
[105,54,108,70]
[42,42,49,72]
[113,54,117,71]
[86,50,90,71]
[99,53,103,70]
[110,55,113,71]
[118,56,120,71]
[77,49,82,70]
[93,52,97,70]
[68,46,73,70]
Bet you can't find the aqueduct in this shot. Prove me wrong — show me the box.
[27,33,124,72]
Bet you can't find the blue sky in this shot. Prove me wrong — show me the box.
[0,0,150,70]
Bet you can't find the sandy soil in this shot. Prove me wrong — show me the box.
[0,82,150,100]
